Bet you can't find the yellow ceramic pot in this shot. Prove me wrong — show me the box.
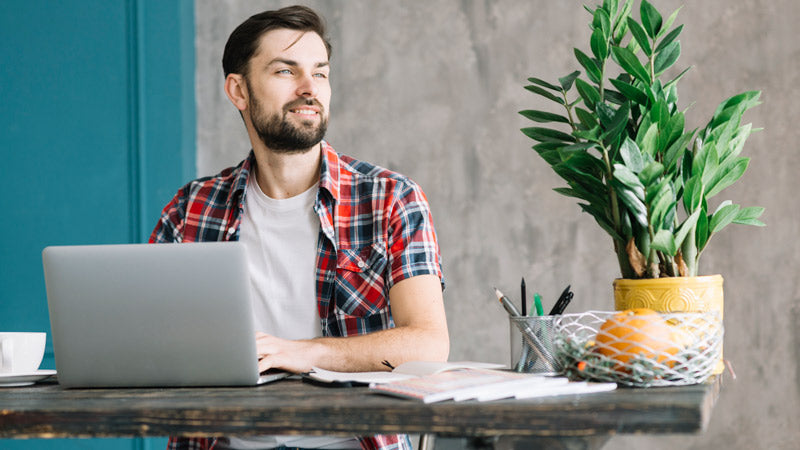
[613,275,724,374]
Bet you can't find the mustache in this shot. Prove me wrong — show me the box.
[283,98,324,112]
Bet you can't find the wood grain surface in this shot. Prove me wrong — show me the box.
[0,376,721,439]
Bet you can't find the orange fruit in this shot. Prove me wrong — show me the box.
[595,308,683,368]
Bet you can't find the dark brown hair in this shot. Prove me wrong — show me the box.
[222,5,331,77]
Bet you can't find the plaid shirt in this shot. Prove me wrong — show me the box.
[151,141,442,450]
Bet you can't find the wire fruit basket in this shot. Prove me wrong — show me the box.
[552,310,723,387]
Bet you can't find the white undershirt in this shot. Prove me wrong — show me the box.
[231,177,360,450]
[239,178,321,339]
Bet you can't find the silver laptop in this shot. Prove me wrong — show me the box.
[42,242,289,388]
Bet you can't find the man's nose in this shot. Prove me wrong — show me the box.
[296,73,318,98]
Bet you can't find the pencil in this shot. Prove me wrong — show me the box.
[521,278,527,318]
[494,287,521,317]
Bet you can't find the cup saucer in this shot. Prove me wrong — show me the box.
[0,370,57,387]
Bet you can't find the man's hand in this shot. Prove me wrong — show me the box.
[256,332,323,374]
[256,274,449,374]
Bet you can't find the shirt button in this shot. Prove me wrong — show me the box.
[227,227,236,236]
[358,261,367,269]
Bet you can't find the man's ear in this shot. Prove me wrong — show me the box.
[224,74,249,111]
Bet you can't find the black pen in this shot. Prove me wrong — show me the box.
[521,278,527,317]
[548,285,573,315]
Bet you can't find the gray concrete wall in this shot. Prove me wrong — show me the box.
[195,1,799,448]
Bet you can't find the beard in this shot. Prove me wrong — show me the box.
[248,94,328,154]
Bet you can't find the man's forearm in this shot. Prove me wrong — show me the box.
[309,324,449,372]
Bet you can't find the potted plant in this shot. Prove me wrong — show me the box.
[519,0,763,370]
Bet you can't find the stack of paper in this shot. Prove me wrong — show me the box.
[369,368,616,403]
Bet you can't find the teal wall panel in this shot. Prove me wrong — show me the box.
[0,0,195,448]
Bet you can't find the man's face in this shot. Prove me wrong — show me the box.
[243,29,331,153]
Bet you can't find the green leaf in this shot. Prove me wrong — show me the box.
[696,208,710,251]
[613,0,635,44]
[574,127,602,143]
[600,101,630,143]
[654,24,683,53]
[580,203,624,243]
[626,17,652,56]
[603,89,627,105]
[614,164,645,192]
[591,28,609,60]
[638,123,659,157]
[674,209,701,248]
[663,66,691,92]
[620,137,645,173]
[575,78,601,110]
[613,180,648,226]
[519,109,571,124]
[521,127,577,143]
[524,84,565,104]
[654,41,680,74]
[527,77,563,91]
[651,229,677,255]
[559,71,581,91]
[609,78,648,105]
[574,107,598,129]
[682,175,704,212]
[603,0,618,22]
[656,6,684,40]
[709,203,741,234]
[561,149,607,176]
[708,91,761,130]
[645,177,670,204]
[596,103,616,129]
[732,206,766,226]
[662,110,685,151]
[611,46,651,85]
[574,49,602,84]
[663,130,695,174]
[554,186,608,209]
[640,0,663,38]
[639,161,664,186]
[650,188,674,229]
[705,157,749,198]
[533,143,564,166]
[593,7,611,37]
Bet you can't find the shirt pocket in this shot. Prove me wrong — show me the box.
[334,241,389,319]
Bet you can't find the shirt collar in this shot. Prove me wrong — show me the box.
[233,142,339,205]
[317,140,341,202]
[229,150,255,206]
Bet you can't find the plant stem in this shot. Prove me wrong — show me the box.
[682,224,698,276]
[562,91,578,132]
[599,58,607,101]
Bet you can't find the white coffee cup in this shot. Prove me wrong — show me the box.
[0,332,46,374]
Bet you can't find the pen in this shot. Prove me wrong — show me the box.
[494,287,521,317]
[533,293,544,316]
[548,285,573,315]
[520,278,527,317]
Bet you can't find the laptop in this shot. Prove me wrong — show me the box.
[42,241,289,388]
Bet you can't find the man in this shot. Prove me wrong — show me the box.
[150,5,449,450]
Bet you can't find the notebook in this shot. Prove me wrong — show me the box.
[42,242,289,388]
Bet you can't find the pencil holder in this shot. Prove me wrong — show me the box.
[509,316,562,376]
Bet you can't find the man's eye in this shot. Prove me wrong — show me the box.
[277,69,292,75]
[313,73,328,78]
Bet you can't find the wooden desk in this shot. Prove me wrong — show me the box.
[0,376,721,449]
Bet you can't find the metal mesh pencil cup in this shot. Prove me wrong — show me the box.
[510,316,562,375]
[552,310,723,387]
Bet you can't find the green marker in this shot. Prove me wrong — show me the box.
[533,293,544,316]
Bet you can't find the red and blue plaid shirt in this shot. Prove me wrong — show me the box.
[150,141,442,450]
